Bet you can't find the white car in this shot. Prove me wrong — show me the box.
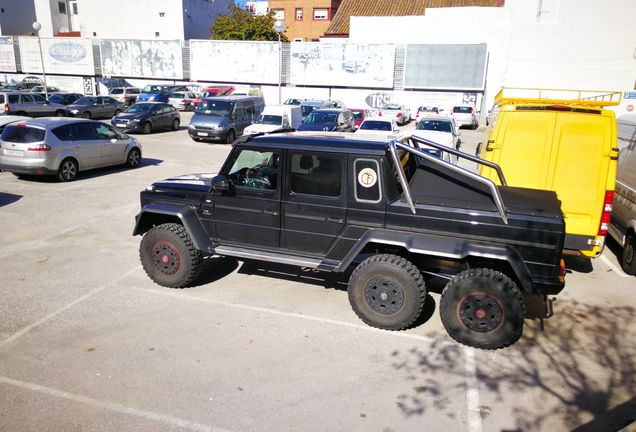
[354,117,399,139]
[378,103,411,125]
[410,116,461,163]
[415,106,442,124]
[450,104,478,129]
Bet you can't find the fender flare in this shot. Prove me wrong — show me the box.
[132,203,213,253]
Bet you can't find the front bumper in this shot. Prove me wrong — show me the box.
[112,121,143,132]
[188,128,225,141]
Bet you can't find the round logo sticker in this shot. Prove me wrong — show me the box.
[358,168,377,188]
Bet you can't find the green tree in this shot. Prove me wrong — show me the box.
[212,6,289,42]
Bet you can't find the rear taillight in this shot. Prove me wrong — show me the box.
[27,144,51,152]
[597,190,614,236]
[396,112,402,117]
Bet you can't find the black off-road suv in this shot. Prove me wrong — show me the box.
[133,132,566,349]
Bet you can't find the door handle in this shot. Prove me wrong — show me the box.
[327,217,344,224]
[485,139,497,151]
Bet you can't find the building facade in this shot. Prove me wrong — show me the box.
[268,0,341,42]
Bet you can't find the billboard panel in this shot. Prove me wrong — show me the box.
[190,40,280,84]
[290,43,395,88]
[100,39,183,79]
[0,36,16,72]
[404,44,488,91]
[19,37,94,75]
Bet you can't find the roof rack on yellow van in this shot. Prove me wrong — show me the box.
[494,87,622,107]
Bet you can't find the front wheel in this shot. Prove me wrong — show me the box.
[171,118,180,131]
[126,148,141,168]
[225,129,236,144]
[440,268,525,350]
[142,122,152,134]
[348,254,426,330]
[621,233,636,275]
[139,223,203,288]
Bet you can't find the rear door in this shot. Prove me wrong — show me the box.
[70,122,102,169]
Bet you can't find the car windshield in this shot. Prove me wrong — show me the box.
[301,105,318,117]
[304,112,337,125]
[352,111,364,121]
[360,120,392,131]
[124,104,152,113]
[1,125,45,143]
[142,85,164,93]
[195,100,233,116]
[255,114,282,125]
[75,97,96,105]
[417,120,453,133]
[48,94,65,104]
[202,90,218,97]
[384,104,401,110]
[111,88,124,95]
[419,107,438,113]
[453,106,473,113]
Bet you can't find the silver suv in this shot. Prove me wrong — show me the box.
[0,92,68,117]
[0,118,141,181]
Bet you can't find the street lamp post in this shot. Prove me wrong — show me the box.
[32,22,49,100]
[274,20,285,104]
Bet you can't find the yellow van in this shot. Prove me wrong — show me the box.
[478,88,621,258]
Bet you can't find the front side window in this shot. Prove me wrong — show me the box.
[32,94,47,104]
[94,124,119,140]
[21,94,34,104]
[290,153,342,197]
[226,149,279,190]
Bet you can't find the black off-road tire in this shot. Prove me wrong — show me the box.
[57,158,78,182]
[440,268,525,350]
[171,118,180,131]
[225,129,235,144]
[142,122,152,134]
[139,223,203,288]
[348,254,426,330]
[621,233,636,275]
[126,148,141,168]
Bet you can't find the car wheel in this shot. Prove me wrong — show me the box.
[139,223,203,288]
[82,111,91,119]
[142,122,152,134]
[440,268,525,350]
[171,118,180,131]
[126,148,141,168]
[54,110,65,117]
[57,158,78,182]
[348,254,426,330]
[114,109,121,116]
[621,232,636,275]
[225,129,235,144]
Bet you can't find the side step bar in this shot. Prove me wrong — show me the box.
[214,246,322,269]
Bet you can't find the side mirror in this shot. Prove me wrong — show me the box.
[211,175,230,192]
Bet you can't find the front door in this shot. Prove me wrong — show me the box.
[213,147,281,248]
[282,151,347,255]
[94,123,128,165]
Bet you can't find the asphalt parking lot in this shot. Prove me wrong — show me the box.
[1,113,635,432]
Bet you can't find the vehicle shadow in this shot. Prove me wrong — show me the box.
[389,299,636,431]
[236,260,351,292]
[14,158,163,183]
[564,254,594,274]
[0,192,22,207]
[188,256,239,287]
[605,236,628,273]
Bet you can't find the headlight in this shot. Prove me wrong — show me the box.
[214,125,223,130]
[130,119,140,123]
[188,124,195,130]
[71,109,79,114]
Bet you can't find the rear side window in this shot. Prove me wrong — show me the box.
[71,123,97,140]
[290,153,342,197]
[21,94,34,103]
[1,125,46,143]
[52,124,73,141]
[8,94,18,103]
[0,95,4,104]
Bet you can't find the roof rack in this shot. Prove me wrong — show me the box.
[494,87,622,107]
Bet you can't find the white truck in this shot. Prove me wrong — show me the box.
[243,105,302,135]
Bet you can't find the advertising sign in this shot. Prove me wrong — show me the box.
[19,37,94,75]
[190,40,280,84]
[0,36,16,72]
[100,39,183,79]
[290,43,395,88]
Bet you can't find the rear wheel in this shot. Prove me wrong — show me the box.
[126,148,141,168]
[57,158,78,182]
[139,223,203,288]
[171,118,180,131]
[621,233,636,275]
[225,129,235,144]
[440,268,525,350]
[142,122,152,134]
[82,111,91,119]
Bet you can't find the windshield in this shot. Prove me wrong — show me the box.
[124,103,152,113]
[142,85,164,93]
[75,97,96,105]
[195,100,234,116]
[301,105,318,117]
[48,94,64,104]
[417,120,453,133]
[453,106,473,114]
[255,114,282,125]
[384,104,401,110]
[304,111,337,125]
[110,88,124,95]
[418,107,438,113]
[360,120,392,131]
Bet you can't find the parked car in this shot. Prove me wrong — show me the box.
[411,116,461,163]
[243,105,302,135]
[111,102,180,134]
[297,109,355,132]
[138,85,188,103]
[2,82,38,91]
[0,118,141,181]
[110,87,140,106]
[189,95,265,143]
[450,105,478,129]
[189,86,235,109]
[283,98,305,106]
[608,113,636,275]
[168,91,198,111]
[0,115,30,133]
[48,93,82,106]
[30,86,61,95]
[354,117,399,139]
[67,96,124,119]
[0,92,68,117]
[378,103,411,125]
[300,100,347,120]
[351,108,373,129]
[415,106,442,124]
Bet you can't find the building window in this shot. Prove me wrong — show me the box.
[272,9,284,21]
[295,8,303,21]
[92,32,97,36]
[58,1,66,14]
[155,31,160,37]
[313,8,329,20]
[159,12,165,17]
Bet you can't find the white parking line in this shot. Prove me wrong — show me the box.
[0,375,231,432]
[0,266,141,348]
[600,254,631,278]
[464,347,483,432]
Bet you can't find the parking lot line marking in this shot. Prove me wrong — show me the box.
[129,286,439,344]
[464,347,483,432]
[0,375,231,432]
[600,255,631,278]
[0,266,141,349]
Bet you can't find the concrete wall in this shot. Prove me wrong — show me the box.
[0,0,37,36]
[183,0,232,40]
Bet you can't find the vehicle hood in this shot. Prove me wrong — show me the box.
[244,124,280,134]
[114,113,147,121]
[411,130,454,147]
[190,114,226,127]
[297,123,335,132]
[151,173,217,192]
